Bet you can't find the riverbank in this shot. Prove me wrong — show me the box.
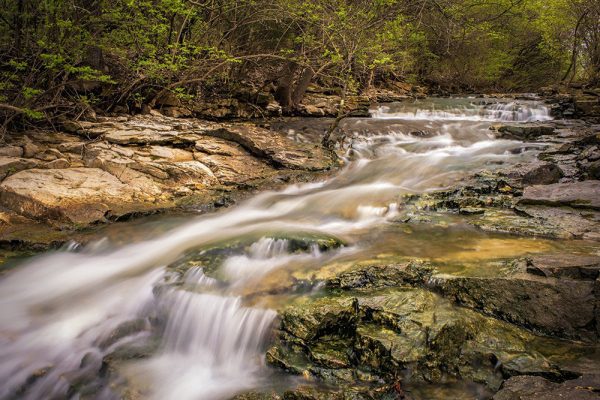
[1,94,599,400]
[0,114,340,250]
[1,87,598,251]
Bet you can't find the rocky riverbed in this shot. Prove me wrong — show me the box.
[1,95,600,400]
[229,102,600,399]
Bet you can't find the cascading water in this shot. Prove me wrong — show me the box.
[370,97,552,122]
[0,98,553,399]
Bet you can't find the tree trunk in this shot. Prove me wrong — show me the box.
[322,80,348,150]
[14,0,24,56]
[274,61,298,112]
[291,67,314,107]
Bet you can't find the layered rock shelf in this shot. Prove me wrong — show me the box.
[0,115,336,247]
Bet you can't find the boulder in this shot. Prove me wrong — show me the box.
[0,168,152,225]
[430,273,597,341]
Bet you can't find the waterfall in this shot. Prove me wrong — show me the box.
[130,290,276,400]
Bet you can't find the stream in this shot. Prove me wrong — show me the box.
[0,98,596,399]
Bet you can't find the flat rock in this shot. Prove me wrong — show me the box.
[0,168,152,225]
[196,153,275,185]
[148,146,194,161]
[104,129,201,145]
[205,124,334,171]
[527,254,600,280]
[0,157,40,180]
[520,180,600,209]
[194,137,246,156]
[0,146,24,157]
[491,123,556,140]
[493,374,600,400]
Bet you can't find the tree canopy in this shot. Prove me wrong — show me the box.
[1,0,598,129]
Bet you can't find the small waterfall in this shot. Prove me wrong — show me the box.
[371,98,552,122]
[161,292,275,362]
[130,290,276,400]
[222,237,321,284]
[183,266,218,289]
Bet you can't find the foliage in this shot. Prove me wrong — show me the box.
[0,0,597,131]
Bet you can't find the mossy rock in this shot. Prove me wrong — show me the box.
[326,261,433,291]
[280,296,359,342]
[267,285,573,393]
[168,231,346,279]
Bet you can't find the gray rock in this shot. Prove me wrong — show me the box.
[493,374,600,400]
[520,180,600,210]
[491,124,555,140]
[430,273,597,341]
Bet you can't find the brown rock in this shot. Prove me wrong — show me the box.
[494,374,600,400]
[0,168,149,225]
[527,254,600,280]
[148,146,194,162]
[205,125,334,171]
[520,180,600,210]
[0,157,39,180]
[0,145,24,157]
[45,158,71,169]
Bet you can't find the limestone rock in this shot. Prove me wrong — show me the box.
[104,129,200,146]
[148,146,194,162]
[0,157,39,180]
[0,168,152,225]
[205,125,334,171]
[0,145,23,157]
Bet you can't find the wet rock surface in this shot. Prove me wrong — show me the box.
[397,118,600,241]
[0,114,336,246]
[520,180,600,209]
[493,374,600,400]
[256,256,600,400]
[252,111,600,396]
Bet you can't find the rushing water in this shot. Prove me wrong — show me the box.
[0,98,563,399]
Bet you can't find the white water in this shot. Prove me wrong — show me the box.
[370,97,552,122]
[0,99,550,399]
